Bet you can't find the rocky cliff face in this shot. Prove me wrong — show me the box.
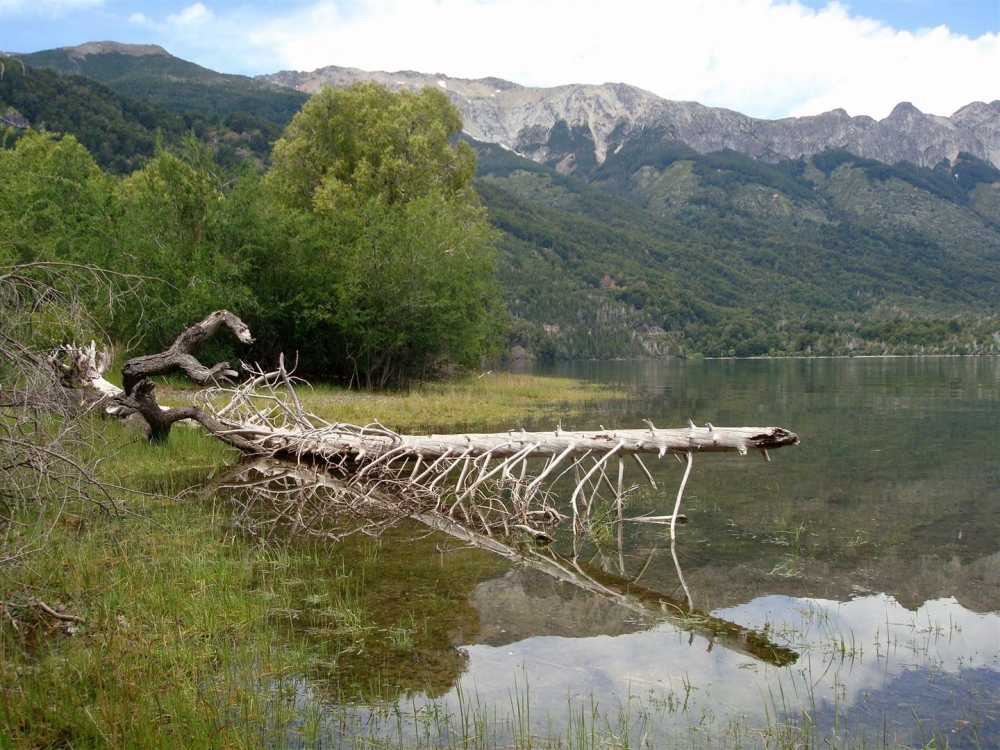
[260,65,1000,172]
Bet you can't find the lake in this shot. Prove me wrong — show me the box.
[244,357,1000,749]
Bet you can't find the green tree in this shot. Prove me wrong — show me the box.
[261,83,501,387]
[0,131,110,267]
[107,141,252,349]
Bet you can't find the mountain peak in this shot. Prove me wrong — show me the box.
[886,101,923,120]
[260,64,1000,171]
[63,41,171,58]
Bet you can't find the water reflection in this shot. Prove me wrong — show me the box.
[481,538,799,667]
[429,592,1000,748]
[529,357,1000,612]
[292,586,998,748]
[222,357,1000,746]
[220,457,797,665]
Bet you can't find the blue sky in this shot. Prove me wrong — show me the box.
[1,0,997,120]
[797,0,998,38]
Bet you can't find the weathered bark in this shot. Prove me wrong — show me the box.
[258,422,798,462]
[190,363,798,538]
[120,310,253,396]
[51,310,254,425]
[111,379,266,452]
[53,321,799,539]
[48,341,122,400]
[208,364,799,461]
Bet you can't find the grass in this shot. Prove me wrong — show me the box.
[0,494,308,747]
[154,370,611,431]
[2,372,605,748]
[0,413,327,746]
[1,489,968,750]
[1,372,974,749]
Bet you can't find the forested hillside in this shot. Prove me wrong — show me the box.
[1,79,500,388]
[0,62,282,172]
[4,47,1000,363]
[18,44,308,125]
[473,134,1000,358]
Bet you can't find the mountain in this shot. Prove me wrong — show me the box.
[0,50,301,172]
[4,43,1000,359]
[472,138,1000,359]
[0,61,195,173]
[261,65,1000,176]
[13,42,308,126]
[259,62,1000,358]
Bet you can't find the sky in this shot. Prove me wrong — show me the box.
[0,0,997,120]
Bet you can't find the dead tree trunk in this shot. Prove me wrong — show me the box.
[52,310,255,421]
[111,379,265,452]
[198,361,799,539]
[55,318,800,539]
[48,341,124,401]
[120,309,253,396]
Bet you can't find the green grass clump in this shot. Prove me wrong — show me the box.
[294,371,613,433]
[144,370,613,434]
[0,371,621,748]
[0,493,310,748]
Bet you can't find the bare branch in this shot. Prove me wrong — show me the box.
[120,309,254,396]
[176,359,799,538]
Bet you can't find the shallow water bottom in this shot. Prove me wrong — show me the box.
[230,357,1000,749]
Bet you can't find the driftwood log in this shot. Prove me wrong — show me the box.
[193,358,798,539]
[49,310,253,401]
[56,312,799,539]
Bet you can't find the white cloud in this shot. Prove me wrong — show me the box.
[381,593,999,740]
[236,0,1000,120]
[788,23,1000,118]
[167,2,214,27]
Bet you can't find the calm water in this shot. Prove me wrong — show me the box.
[256,357,1000,748]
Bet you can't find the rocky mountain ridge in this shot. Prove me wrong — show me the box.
[13,43,997,172]
[261,64,1000,173]
[5,40,170,63]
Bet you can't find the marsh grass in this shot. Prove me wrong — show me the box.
[278,371,614,433]
[289,677,896,750]
[0,373,961,748]
[144,370,611,437]
[1,411,305,747]
[0,492,313,747]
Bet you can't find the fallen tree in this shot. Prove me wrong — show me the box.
[205,357,797,539]
[56,312,800,539]
[40,311,803,671]
[50,310,253,401]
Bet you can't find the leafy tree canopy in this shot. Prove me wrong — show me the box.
[266,83,476,213]
[0,131,110,267]
[257,83,501,387]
